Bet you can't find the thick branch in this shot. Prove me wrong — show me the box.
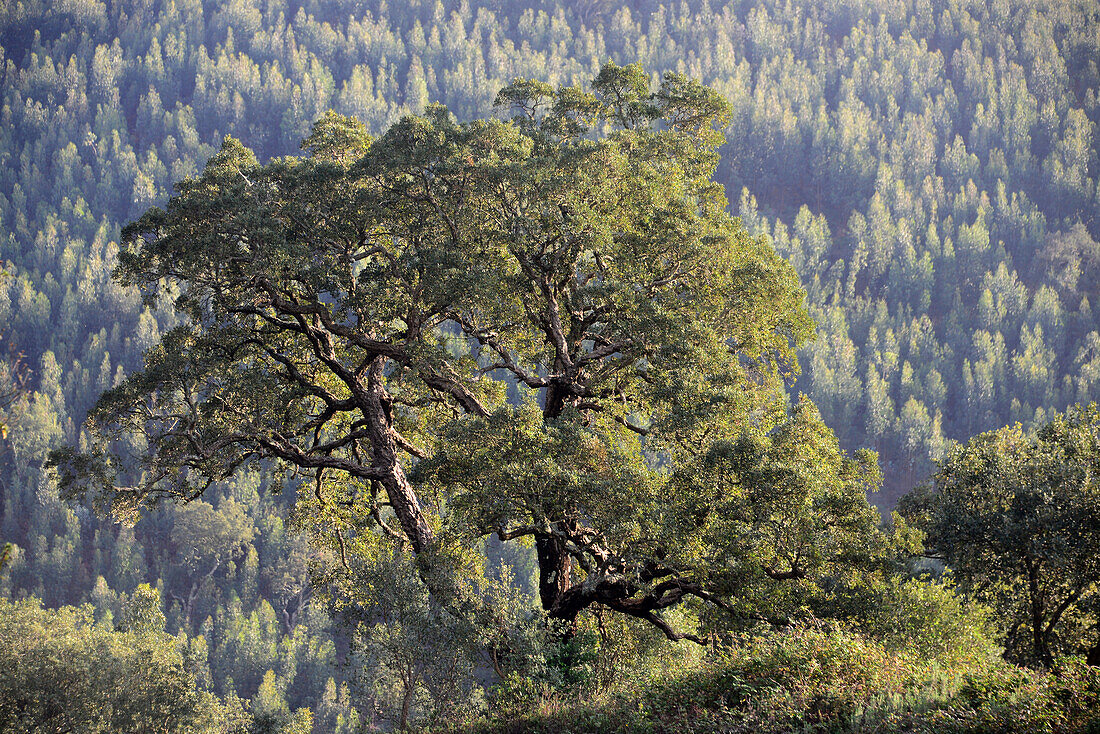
[419,367,489,417]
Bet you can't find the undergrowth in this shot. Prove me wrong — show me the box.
[446,624,1100,734]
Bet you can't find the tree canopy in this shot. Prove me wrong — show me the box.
[900,403,1100,666]
[54,63,883,640]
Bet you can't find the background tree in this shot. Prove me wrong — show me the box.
[333,539,488,732]
[899,403,1100,666]
[169,498,256,627]
[263,533,317,635]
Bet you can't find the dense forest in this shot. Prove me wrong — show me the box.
[1,0,1100,731]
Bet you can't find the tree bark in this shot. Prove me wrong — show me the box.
[363,357,434,553]
[543,381,570,420]
[399,670,414,733]
[536,359,581,612]
[1027,561,1052,666]
[1087,635,1100,667]
[536,534,573,613]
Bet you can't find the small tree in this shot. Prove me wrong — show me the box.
[53,63,884,640]
[169,498,255,627]
[262,533,316,634]
[900,403,1100,666]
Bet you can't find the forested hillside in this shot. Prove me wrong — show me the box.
[1,0,1098,730]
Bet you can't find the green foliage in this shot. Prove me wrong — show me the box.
[173,499,256,573]
[251,669,314,734]
[0,594,249,734]
[3,0,1100,726]
[454,625,1100,734]
[659,397,888,626]
[944,657,1100,734]
[120,581,168,632]
[847,575,1001,671]
[901,403,1100,666]
[54,61,864,650]
[338,542,490,732]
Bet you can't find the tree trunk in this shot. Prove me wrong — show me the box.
[543,355,578,421]
[364,357,434,553]
[1082,625,1100,664]
[536,364,580,614]
[1027,562,1052,666]
[399,673,414,733]
[544,381,569,420]
[1087,636,1100,667]
[536,534,573,614]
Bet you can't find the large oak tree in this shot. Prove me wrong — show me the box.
[54,64,883,641]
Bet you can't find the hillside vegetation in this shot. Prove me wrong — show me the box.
[1,0,1099,731]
